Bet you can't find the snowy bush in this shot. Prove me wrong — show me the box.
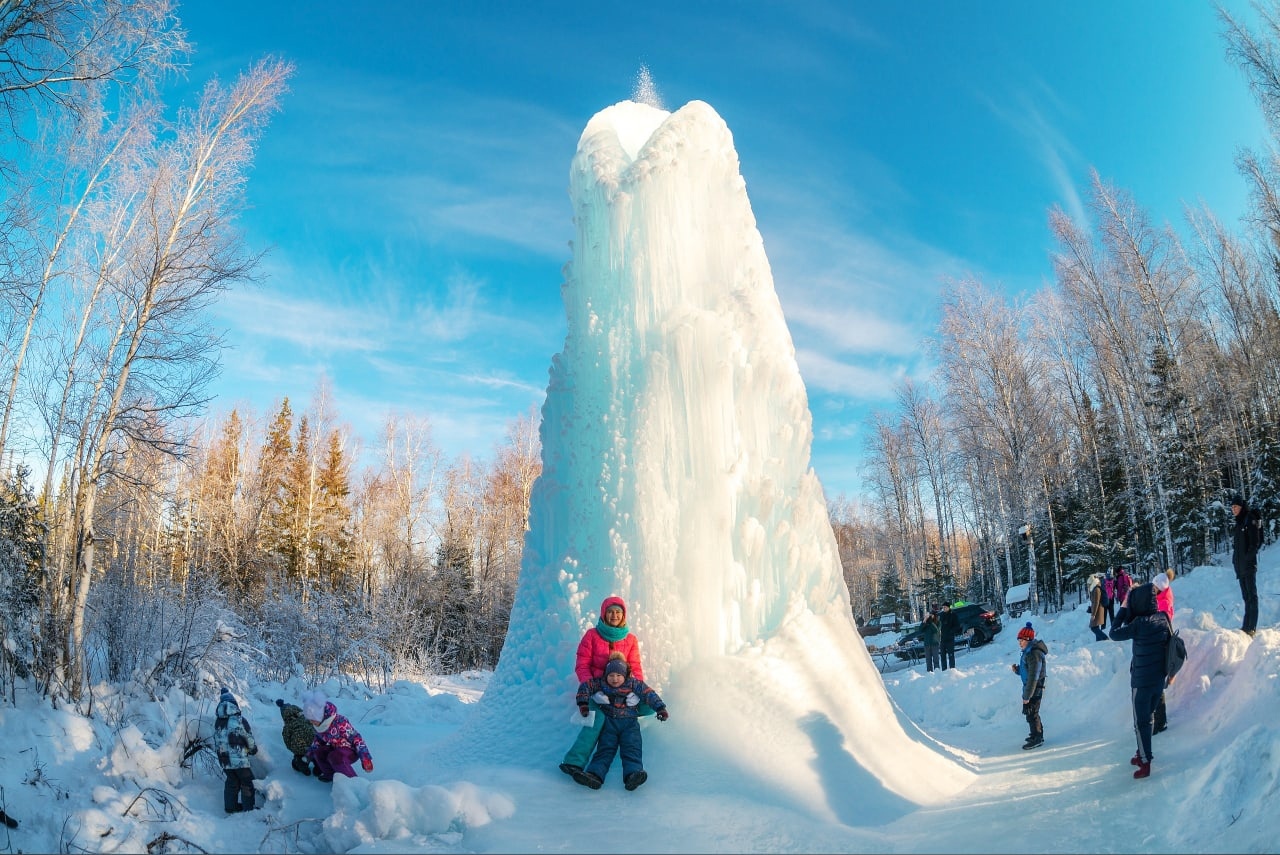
[85,566,257,703]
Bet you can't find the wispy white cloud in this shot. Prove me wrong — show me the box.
[977,79,1088,229]
[425,194,572,259]
[268,74,579,261]
[757,191,967,395]
[215,288,386,354]
[796,347,906,401]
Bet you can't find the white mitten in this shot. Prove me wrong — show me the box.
[591,691,609,705]
[625,692,640,707]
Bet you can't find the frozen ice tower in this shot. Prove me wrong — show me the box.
[456,100,972,821]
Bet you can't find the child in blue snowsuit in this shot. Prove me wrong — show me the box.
[571,653,668,791]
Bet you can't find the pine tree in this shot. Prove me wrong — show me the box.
[428,531,477,670]
[279,415,314,584]
[314,429,353,587]
[201,410,253,597]
[0,468,43,688]
[255,398,294,581]
[1147,343,1213,568]
[916,543,956,610]
[1059,392,1130,590]
[873,562,911,622]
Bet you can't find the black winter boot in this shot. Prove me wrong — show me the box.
[571,769,603,789]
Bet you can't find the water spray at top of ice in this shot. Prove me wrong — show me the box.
[632,65,665,109]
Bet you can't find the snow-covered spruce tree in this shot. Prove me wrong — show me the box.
[0,467,42,697]
[916,543,955,609]
[1146,342,1214,569]
[873,562,910,622]
[426,534,478,671]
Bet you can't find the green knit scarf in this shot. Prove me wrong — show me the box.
[595,620,628,642]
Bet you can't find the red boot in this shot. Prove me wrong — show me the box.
[1130,752,1143,767]
[1133,760,1151,779]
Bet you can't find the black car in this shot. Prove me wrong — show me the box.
[952,603,1003,645]
[891,604,1003,661]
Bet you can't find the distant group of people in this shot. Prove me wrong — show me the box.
[920,602,959,672]
[1087,565,1133,641]
[1016,491,1265,782]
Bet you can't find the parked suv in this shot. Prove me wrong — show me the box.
[891,604,1003,661]
[952,603,1002,645]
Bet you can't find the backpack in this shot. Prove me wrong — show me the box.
[1165,618,1187,681]
[1249,508,1264,551]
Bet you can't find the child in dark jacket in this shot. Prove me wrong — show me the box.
[301,691,374,782]
[571,652,669,791]
[276,698,316,775]
[213,688,258,813]
[1109,582,1171,780]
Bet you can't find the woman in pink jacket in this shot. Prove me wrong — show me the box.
[1152,569,1175,734]
[559,595,647,776]
[1154,569,1174,619]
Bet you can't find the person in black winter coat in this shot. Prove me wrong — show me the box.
[1231,494,1263,636]
[1108,583,1171,780]
[939,603,960,670]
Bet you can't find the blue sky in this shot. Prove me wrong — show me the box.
[177,1,1267,500]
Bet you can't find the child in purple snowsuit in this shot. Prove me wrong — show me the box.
[302,693,374,782]
[570,653,669,792]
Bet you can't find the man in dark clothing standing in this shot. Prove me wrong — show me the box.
[1231,495,1263,637]
[939,603,960,670]
[1109,583,1171,779]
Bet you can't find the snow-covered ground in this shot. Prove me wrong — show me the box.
[0,550,1274,854]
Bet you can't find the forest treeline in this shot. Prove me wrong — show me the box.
[5,2,1280,709]
[832,5,1280,627]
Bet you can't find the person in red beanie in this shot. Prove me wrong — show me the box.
[1010,622,1048,749]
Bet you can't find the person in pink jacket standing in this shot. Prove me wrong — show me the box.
[560,596,647,777]
[1114,566,1134,613]
[1153,569,1175,734]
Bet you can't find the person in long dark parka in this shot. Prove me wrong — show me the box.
[1231,494,1263,636]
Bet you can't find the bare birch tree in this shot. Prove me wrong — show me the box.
[55,57,292,701]
[0,0,187,132]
